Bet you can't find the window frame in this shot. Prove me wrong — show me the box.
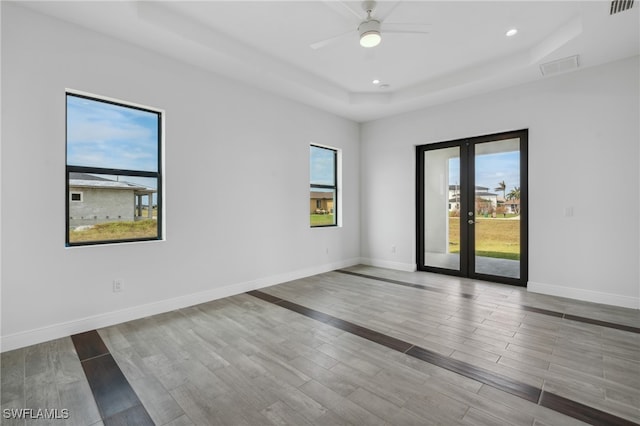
[70,191,83,202]
[310,144,338,228]
[65,91,163,246]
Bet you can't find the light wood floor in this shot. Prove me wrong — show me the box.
[2,265,639,425]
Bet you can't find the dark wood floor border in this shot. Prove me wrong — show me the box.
[71,330,110,361]
[281,300,414,353]
[71,331,154,425]
[247,289,640,426]
[248,291,412,352]
[405,345,540,403]
[248,290,537,401]
[337,269,474,298]
[336,270,640,334]
[520,305,564,318]
[246,289,283,304]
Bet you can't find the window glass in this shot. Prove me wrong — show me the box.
[66,95,159,172]
[310,145,336,186]
[310,145,338,227]
[66,93,162,246]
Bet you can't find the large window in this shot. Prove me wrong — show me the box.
[66,92,162,246]
[310,145,338,227]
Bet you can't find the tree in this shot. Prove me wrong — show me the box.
[507,186,520,201]
[495,180,506,200]
[507,186,521,214]
[475,196,492,216]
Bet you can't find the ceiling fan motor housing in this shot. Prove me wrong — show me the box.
[358,19,382,47]
[358,19,381,37]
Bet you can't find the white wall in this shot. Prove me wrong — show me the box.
[423,147,455,253]
[361,56,640,308]
[2,4,637,353]
[0,4,360,351]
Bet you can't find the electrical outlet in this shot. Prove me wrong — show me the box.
[112,279,124,293]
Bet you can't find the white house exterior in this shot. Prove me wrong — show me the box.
[68,173,156,228]
[503,198,520,214]
[448,185,499,213]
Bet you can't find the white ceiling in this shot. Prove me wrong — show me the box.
[18,1,640,122]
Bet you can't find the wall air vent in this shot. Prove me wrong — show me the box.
[540,55,580,77]
[610,0,635,15]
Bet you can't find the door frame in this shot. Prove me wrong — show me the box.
[416,129,528,286]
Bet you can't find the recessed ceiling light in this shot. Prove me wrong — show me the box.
[506,28,518,37]
[372,79,381,84]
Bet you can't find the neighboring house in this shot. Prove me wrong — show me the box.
[448,185,498,213]
[503,198,520,214]
[68,173,156,228]
[475,191,499,214]
[310,191,334,214]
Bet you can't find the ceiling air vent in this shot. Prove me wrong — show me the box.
[540,55,580,76]
[610,0,635,15]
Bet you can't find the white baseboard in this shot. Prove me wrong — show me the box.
[359,257,417,272]
[528,281,639,309]
[0,258,361,352]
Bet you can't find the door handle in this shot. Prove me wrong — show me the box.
[468,219,475,224]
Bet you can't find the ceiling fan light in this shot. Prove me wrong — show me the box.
[358,19,381,48]
[360,31,381,47]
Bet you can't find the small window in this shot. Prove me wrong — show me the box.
[310,145,338,227]
[66,92,162,246]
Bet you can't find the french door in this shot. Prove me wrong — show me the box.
[416,129,528,286]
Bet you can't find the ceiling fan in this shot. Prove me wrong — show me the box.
[310,0,430,50]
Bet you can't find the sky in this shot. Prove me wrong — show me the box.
[310,145,335,187]
[449,151,520,195]
[66,94,159,174]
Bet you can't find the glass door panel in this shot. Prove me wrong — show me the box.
[472,139,521,279]
[417,129,527,286]
[423,146,461,272]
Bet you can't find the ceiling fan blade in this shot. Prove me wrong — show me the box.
[322,0,362,21]
[382,23,431,34]
[310,30,357,50]
[384,29,431,36]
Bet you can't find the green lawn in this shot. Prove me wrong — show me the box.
[70,220,157,243]
[449,217,520,260]
[310,214,335,226]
